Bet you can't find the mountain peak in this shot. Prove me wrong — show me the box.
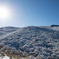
[51,25,59,27]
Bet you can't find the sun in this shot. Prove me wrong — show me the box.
[0,6,11,20]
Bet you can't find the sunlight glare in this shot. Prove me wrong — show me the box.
[0,6,11,21]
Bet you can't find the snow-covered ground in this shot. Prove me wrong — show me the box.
[0,56,10,59]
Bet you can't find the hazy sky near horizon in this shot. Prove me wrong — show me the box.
[0,0,59,27]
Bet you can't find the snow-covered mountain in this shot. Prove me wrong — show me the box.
[0,25,59,58]
[0,26,18,36]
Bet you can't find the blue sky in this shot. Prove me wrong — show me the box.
[0,0,59,27]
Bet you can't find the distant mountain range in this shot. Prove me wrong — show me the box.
[0,25,59,58]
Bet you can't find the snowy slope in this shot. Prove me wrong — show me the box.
[0,26,18,36]
[0,25,59,57]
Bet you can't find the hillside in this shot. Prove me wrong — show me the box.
[0,25,59,58]
[0,26,18,36]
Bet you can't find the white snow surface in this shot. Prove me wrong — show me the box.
[0,56,10,59]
